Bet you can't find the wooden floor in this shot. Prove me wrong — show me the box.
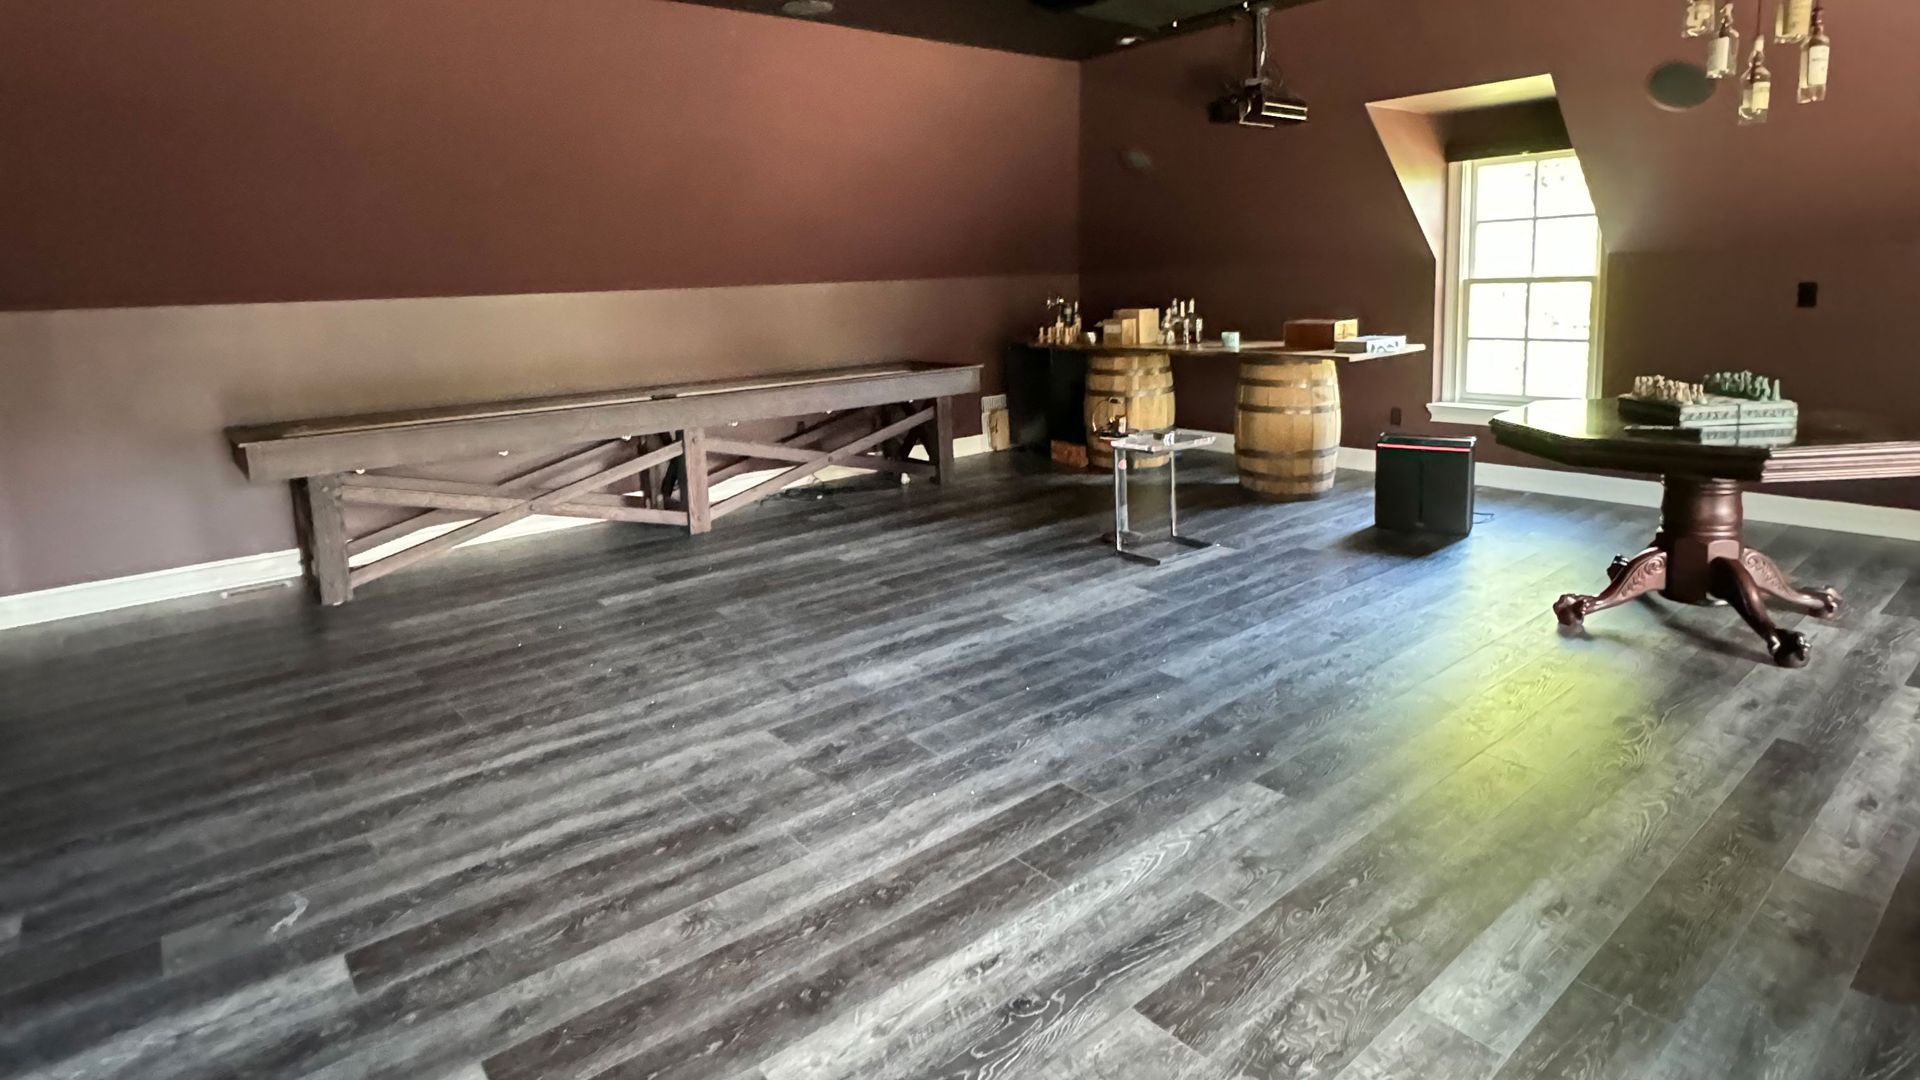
[4,454,1920,1080]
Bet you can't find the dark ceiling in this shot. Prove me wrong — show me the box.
[664,0,1321,60]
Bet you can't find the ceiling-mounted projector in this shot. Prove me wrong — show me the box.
[1208,3,1307,128]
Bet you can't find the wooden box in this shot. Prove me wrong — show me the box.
[1284,318,1360,349]
[985,407,1011,451]
[1115,308,1161,346]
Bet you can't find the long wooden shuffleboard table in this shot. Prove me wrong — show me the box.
[227,362,979,605]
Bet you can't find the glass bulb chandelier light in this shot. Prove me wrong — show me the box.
[1684,0,1829,123]
[1799,3,1831,102]
[1773,0,1812,43]
[1684,0,1716,37]
[1738,42,1772,123]
[1705,3,1740,78]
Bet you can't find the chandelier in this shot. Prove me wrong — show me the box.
[1682,0,1830,124]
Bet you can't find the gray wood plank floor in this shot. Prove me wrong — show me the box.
[3,453,1919,1080]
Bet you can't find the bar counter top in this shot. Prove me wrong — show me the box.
[1031,339,1426,362]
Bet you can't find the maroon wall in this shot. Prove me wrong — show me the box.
[0,0,1078,309]
[0,0,1079,596]
[1080,0,1920,506]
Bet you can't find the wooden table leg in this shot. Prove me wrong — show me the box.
[932,396,956,484]
[1551,474,1840,666]
[1739,548,1844,617]
[1554,548,1667,627]
[1658,477,1743,604]
[294,474,352,605]
[1606,544,1661,581]
[682,427,711,535]
[1712,556,1811,667]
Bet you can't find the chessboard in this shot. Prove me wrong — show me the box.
[1616,394,1800,428]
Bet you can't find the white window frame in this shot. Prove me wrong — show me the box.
[1436,148,1605,417]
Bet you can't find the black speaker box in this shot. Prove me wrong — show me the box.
[1374,433,1476,536]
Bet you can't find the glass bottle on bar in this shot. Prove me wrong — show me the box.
[1799,4,1830,102]
[1706,3,1740,78]
[1684,0,1715,37]
[1738,43,1772,124]
[1773,0,1811,43]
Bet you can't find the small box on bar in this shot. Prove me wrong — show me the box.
[1283,318,1359,349]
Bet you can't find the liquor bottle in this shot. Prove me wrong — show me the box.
[1738,45,1772,124]
[1706,4,1740,78]
[1684,0,1715,37]
[1773,0,1811,43]
[1799,4,1830,102]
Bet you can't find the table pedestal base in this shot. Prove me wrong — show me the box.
[1550,477,1842,667]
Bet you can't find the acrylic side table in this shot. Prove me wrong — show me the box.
[1106,428,1218,566]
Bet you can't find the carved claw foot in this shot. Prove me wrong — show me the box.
[1770,628,1811,668]
[1809,586,1843,619]
[1554,593,1592,627]
[1553,550,1668,628]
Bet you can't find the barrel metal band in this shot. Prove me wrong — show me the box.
[1236,447,1339,460]
[1089,387,1174,400]
[1237,376,1327,388]
[1244,465,1336,476]
[1237,403,1338,415]
[1090,364,1174,376]
[1241,464,1336,477]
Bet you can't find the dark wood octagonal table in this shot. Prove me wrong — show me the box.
[1490,399,1920,667]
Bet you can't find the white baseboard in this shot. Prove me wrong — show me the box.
[0,513,597,632]
[0,433,997,632]
[0,549,303,632]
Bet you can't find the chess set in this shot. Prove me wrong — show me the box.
[1618,371,1800,446]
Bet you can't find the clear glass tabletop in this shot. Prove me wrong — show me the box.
[1108,428,1219,454]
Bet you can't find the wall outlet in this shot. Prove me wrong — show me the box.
[1797,281,1818,308]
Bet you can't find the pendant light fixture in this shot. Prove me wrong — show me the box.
[1799,2,1831,102]
[1737,20,1772,123]
[1681,0,1832,124]
[1705,3,1740,78]
[1773,0,1812,43]
[1684,0,1716,36]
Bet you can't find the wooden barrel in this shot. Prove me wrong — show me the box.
[1235,356,1341,500]
[1084,354,1175,470]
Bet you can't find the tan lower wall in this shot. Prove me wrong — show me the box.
[0,273,1071,595]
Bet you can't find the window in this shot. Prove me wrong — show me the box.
[1441,150,1602,406]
